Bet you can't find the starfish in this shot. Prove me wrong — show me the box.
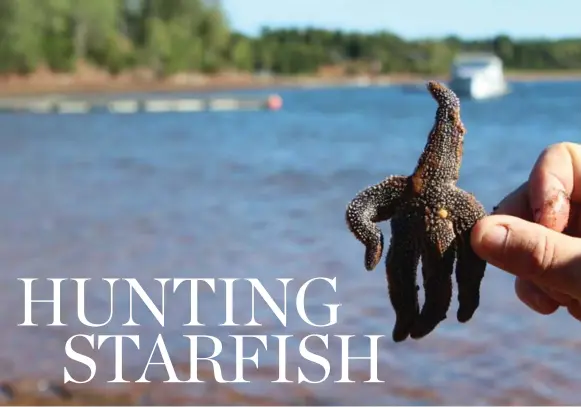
[345,81,488,342]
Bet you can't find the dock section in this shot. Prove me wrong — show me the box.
[0,94,283,114]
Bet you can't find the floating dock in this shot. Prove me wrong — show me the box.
[0,93,283,114]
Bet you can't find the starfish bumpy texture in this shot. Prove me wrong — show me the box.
[345,81,488,342]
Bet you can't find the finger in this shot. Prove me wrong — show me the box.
[538,284,576,306]
[564,203,581,238]
[471,214,581,297]
[492,181,532,220]
[528,142,581,231]
[567,301,581,321]
[517,276,576,307]
[514,278,559,314]
[493,183,581,237]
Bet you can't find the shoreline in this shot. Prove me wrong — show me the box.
[0,70,580,98]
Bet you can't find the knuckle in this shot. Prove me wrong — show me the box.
[530,233,557,279]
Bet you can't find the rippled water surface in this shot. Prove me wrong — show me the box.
[1,81,581,405]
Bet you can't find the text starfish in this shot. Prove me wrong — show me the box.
[345,81,488,342]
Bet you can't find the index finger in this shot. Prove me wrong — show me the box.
[528,142,581,232]
[492,181,532,220]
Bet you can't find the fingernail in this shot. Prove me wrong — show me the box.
[481,225,509,254]
[536,188,570,230]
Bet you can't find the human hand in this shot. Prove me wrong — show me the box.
[471,142,581,321]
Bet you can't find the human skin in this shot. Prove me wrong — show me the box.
[471,142,581,321]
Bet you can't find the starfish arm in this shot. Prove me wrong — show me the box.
[455,228,487,323]
[448,187,488,323]
[345,175,408,271]
[410,221,456,340]
[411,81,466,188]
[448,187,488,235]
[384,221,421,342]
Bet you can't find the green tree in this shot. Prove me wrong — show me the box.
[70,0,123,61]
[229,34,253,71]
[0,0,45,73]
[1,0,581,78]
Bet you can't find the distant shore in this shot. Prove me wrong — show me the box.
[0,66,580,97]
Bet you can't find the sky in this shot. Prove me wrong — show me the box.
[221,0,580,40]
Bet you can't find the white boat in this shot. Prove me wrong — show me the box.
[448,53,509,100]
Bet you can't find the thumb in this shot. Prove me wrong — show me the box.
[471,214,581,297]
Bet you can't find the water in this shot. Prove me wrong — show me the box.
[0,81,580,405]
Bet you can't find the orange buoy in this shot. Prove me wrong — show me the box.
[266,94,283,111]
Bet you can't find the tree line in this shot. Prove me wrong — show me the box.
[0,0,579,78]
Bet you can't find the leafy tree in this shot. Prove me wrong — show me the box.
[0,0,45,73]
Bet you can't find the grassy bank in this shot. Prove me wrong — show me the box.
[504,69,581,81]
